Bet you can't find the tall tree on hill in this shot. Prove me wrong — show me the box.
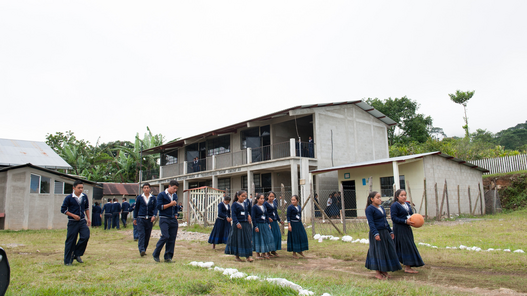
[495,121,527,150]
[449,90,475,138]
[366,97,434,145]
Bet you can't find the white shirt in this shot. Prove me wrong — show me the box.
[375,206,384,214]
[72,192,83,204]
[223,202,228,210]
[165,189,175,201]
[327,198,332,206]
[401,202,409,212]
[142,193,152,204]
[258,205,264,212]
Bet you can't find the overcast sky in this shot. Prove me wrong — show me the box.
[1,1,526,145]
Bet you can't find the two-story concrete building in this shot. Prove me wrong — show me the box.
[142,101,396,217]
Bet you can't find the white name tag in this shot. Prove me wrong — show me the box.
[296,215,300,219]
[241,212,245,215]
[407,215,411,219]
[261,215,265,220]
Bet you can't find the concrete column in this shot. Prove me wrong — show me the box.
[289,138,296,157]
[247,148,252,164]
[212,175,218,189]
[183,161,188,175]
[247,170,253,198]
[392,161,400,190]
[300,158,311,221]
[160,166,164,178]
[212,155,217,170]
[291,160,299,197]
[182,180,188,210]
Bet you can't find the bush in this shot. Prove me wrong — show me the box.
[499,174,527,210]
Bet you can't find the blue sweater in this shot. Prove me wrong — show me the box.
[157,191,178,218]
[365,205,393,237]
[60,193,90,221]
[264,200,281,222]
[232,202,250,225]
[286,204,301,222]
[112,202,121,213]
[251,204,269,227]
[390,202,413,226]
[217,202,231,219]
[102,202,113,215]
[133,195,158,219]
[121,201,131,212]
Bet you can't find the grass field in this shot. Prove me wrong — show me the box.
[1,209,527,295]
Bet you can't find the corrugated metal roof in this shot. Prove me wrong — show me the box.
[103,183,160,196]
[0,163,101,186]
[143,100,397,155]
[310,151,490,174]
[0,138,72,169]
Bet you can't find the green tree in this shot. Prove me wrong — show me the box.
[366,96,434,145]
[448,90,475,138]
[495,121,527,150]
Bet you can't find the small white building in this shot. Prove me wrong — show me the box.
[310,151,489,219]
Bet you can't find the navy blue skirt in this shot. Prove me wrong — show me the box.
[225,221,253,258]
[253,222,276,253]
[393,223,425,267]
[208,218,231,245]
[92,214,102,227]
[287,221,309,252]
[270,220,282,251]
[365,229,402,272]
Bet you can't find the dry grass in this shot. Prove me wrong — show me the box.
[1,209,526,295]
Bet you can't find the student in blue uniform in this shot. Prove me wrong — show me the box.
[133,183,158,257]
[208,195,232,249]
[252,194,275,259]
[390,189,424,274]
[365,191,402,279]
[287,195,309,259]
[60,180,91,266]
[91,202,102,227]
[265,191,284,257]
[112,198,121,229]
[225,190,254,262]
[121,198,131,228]
[101,199,113,230]
[152,180,180,263]
[130,202,138,240]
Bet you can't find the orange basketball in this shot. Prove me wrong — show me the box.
[409,214,424,228]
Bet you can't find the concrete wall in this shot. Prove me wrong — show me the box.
[423,156,485,218]
[2,167,95,230]
[0,172,6,213]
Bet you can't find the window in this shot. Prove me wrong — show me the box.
[161,149,178,166]
[380,175,406,197]
[217,178,231,193]
[207,135,230,156]
[30,174,51,194]
[54,181,73,194]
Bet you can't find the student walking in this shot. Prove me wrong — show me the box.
[91,202,102,227]
[225,190,254,262]
[208,195,232,249]
[286,195,308,259]
[121,198,131,228]
[112,198,121,229]
[252,194,275,259]
[60,180,91,266]
[152,180,180,263]
[365,191,402,279]
[390,189,424,273]
[265,191,284,256]
[133,183,158,257]
[101,199,113,230]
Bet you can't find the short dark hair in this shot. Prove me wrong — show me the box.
[107,198,112,202]
[113,198,118,202]
[142,183,151,188]
[73,180,83,187]
[122,198,127,201]
[169,180,179,187]
[224,195,231,201]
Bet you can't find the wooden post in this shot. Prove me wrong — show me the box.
[439,180,446,218]
[457,185,461,217]
[368,176,373,193]
[186,190,191,225]
[473,191,479,215]
[445,180,450,218]
[340,182,346,234]
[310,181,315,237]
[203,188,209,227]
[468,186,472,215]
[406,181,413,204]
[479,183,484,215]
[418,191,425,214]
[435,183,439,221]
[493,179,498,214]
[313,198,343,235]
[424,178,428,219]
[280,183,286,234]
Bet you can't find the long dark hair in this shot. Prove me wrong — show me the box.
[253,194,265,206]
[365,191,379,211]
[393,189,405,203]
[233,190,247,202]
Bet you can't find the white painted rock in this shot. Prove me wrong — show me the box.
[223,268,239,276]
[514,249,525,253]
[298,289,314,295]
[214,267,225,272]
[321,293,332,296]
[330,237,340,241]
[245,275,260,280]
[314,234,321,240]
[342,236,352,242]
[198,261,214,268]
[266,278,303,291]
[504,249,511,252]
[230,272,246,279]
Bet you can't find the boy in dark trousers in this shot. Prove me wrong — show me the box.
[101,198,113,230]
[60,180,91,266]
[121,198,131,228]
[112,198,121,229]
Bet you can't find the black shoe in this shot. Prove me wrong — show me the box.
[140,251,146,257]
[165,259,172,263]
[153,256,160,262]
[134,239,138,241]
[64,263,72,266]
[74,256,84,263]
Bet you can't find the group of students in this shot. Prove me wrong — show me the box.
[208,190,309,262]
[91,198,132,229]
[365,189,425,279]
